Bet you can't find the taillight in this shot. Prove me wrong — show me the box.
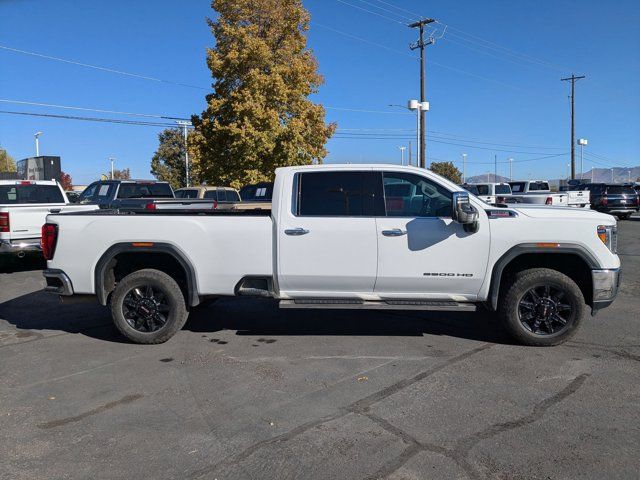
[211,200,218,210]
[601,196,608,206]
[496,196,506,204]
[145,202,157,210]
[41,223,58,260]
[0,212,9,233]
[545,197,553,205]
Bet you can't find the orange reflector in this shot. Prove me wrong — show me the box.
[132,242,154,247]
[536,242,561,248]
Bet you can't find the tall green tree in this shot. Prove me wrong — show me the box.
[151,128,189,190]
[0,149,16,172]
[192,0,336,189]
[430,161,463,184]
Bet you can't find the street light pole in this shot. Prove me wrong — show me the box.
[176,121,191,187]
[34,131,43,157]
[462,153,467,183]
[109,157,115,179]
[398,146,406,166]
[578,138,588,180]
[509,158,513,181]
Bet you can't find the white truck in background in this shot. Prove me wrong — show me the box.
[0,180,95,264]
[505,181,590,208]
[43,165,620,347]
[461,182,512,205]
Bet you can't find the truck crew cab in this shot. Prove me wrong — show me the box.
[42,165,620,347]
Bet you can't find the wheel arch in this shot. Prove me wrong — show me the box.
[94,242,199,307]
[488,243,599,311]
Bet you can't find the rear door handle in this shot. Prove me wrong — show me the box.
[285,228,309,236]
[382,229,407,237]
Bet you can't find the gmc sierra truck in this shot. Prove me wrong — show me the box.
[42,165,620,347]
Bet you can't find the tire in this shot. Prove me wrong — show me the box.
[110,269,188,344]
[499,268,585,346]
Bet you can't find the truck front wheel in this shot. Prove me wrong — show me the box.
[110,269,188,344]
[499,268,585,346]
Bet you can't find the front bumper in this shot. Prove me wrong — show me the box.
[591,268,621,314]
[43,269,74,296]
[0,238,42,256]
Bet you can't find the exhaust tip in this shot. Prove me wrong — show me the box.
[16,251,26,259]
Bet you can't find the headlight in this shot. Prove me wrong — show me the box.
[597,225,617,253]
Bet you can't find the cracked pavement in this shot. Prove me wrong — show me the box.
[1,216,639,479]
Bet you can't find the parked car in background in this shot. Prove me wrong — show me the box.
[0,180,95,263]
[238,181,273,210]
[78,180,175,210]
[43,164,620,347]
[461,182,512,204]
[505,180,569,207]
[580,183,639,220]
[174,186,241,210]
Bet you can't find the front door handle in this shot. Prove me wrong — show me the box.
[382,228,407,237]
[285,228,309,236]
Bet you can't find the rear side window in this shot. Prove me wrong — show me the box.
[203,190,217,200]
[296,171,384,216]
[0,185,64,204]
[217,189,229,202]
[227,190,240,202]
[117,183,173,199]
[462,185,479,195]
[476,185,490,196]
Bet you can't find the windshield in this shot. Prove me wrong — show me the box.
[0,184,64,204]
[239,183,273,201]
[117,183,173,199]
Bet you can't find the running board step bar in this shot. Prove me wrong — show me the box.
[279,299,476,311]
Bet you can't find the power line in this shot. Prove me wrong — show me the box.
[0,110,179,128]
[326,106,412,115]
[368,0,422,18]
[0,44,208,90]
[352,0,414,22]
[0,99,190,121]
[334,0,406,25]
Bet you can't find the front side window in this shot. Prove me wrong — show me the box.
[79,183,98,202]
[203,190,217,200]
[383,172,452,217]
[495,184,511,194]
[297,171,384,217]
[509,182,525,193]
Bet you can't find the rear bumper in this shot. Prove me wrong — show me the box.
[0,238,41,255]
[591,268,621,314]
[594,206,639,214]
[43,269,74,296]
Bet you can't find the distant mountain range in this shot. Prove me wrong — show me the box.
[465,166,640,185]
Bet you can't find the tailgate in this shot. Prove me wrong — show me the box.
[2,204,98,241]
[567,190,590,206]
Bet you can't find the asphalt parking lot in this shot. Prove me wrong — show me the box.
[1,217,638,480]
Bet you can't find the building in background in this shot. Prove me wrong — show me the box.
[16,156,61,181]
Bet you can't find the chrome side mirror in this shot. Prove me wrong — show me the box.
[452,192,479,232]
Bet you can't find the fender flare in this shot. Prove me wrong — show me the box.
[94,242,199,307]
[488,243,600,311]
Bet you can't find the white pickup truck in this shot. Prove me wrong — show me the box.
[42,165,620,347]
[0,180,95,264]
[506,181,590,208]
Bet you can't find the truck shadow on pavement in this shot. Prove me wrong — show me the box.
[0,255,46,274]
[0,292,513,345]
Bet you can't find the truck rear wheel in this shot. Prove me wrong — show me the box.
[499,268,584,346]
[110,269,188,344]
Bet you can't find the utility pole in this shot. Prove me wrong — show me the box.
[408,141,412,166]
[409,18,435,169]
[462,153,467,183]
[176,121,191,187]
[509,158,513,181]
[561,74,585,179]
[398,146,406,166]
[494,154,497,182]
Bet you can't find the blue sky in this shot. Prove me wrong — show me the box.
[0,0,638,184]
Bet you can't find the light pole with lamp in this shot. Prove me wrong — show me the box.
[109,157,115,179]
[176,121,192,187]
[577,138,587,180]
[34,132,43,157]
[398,146,406,166]
[462,153,467,183]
